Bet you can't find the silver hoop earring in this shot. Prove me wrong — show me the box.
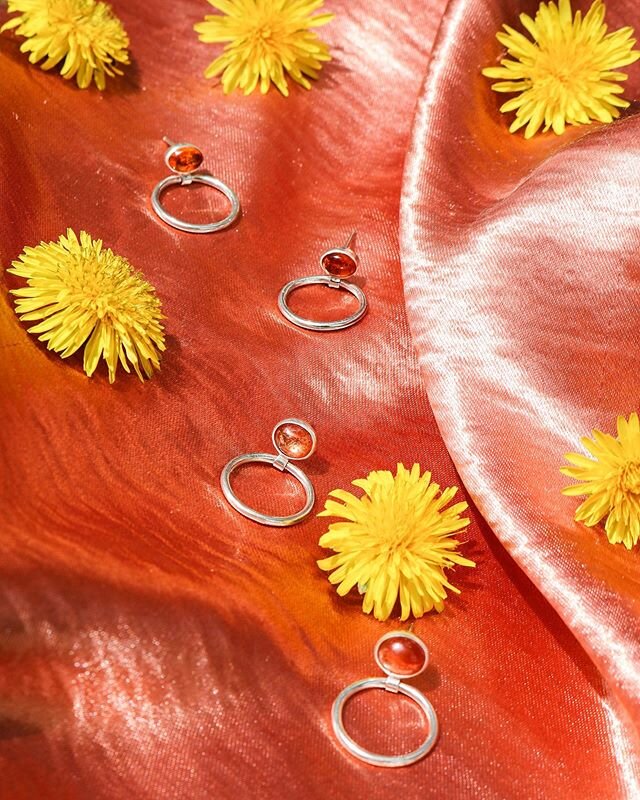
[150,137,240,234]
[278,232,367,331]
[332,631,438,768]
[220,419,317,527]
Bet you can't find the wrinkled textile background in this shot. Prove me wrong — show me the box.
[0,0,638,798]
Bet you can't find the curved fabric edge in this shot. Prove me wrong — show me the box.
[399,0,640,792]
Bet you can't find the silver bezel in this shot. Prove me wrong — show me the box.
[272,418,317,461]
[320,247,359,276]
[164,142,203,174]
[374,631,429,680]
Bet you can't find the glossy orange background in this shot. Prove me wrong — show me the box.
[1,0,639,797]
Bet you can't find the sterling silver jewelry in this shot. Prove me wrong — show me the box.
[278,232,367,331]
[332,631,438,768]
[220,419,317,527]
[150,137,240,234]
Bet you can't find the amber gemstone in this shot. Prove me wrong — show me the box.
[167,145,204,174]
[376,635,427,677]
[322,250,357,278]
[273,422,314,460]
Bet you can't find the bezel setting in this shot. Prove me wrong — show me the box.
[374,631,430,680]
[320,247,359,278]
[272,418,317,461]
[164,142,204,175]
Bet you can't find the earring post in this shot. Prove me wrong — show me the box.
[162,136,176,147]
[344,231,357,250]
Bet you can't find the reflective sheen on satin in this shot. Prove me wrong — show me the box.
[402,0,640,795]
[0,0,637,797]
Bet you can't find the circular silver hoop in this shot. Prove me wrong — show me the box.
[332,678,439,767]
[278,275,367,331]
[151,174,240,234]
[220,453,315,527]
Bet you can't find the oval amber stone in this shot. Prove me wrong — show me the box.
[168,145,204,174]
[376,635,427,677]
[274,423,314,459]
[322,250,357,278]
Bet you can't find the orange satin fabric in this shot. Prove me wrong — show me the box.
[0,0,637,797]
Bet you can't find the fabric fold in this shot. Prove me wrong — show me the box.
[401,0,640,790]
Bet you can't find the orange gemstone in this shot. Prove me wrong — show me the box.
[274,422,314,459]
[322,251,357,278]
[167,145,203,174]
[377,635,427,677]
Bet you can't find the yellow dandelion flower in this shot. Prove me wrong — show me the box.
[317,464,475,621]
[1,0,130,90]
[8,229,165,383]
[194,0,334,96]
[561,413,640,549]
[482,0,640,138]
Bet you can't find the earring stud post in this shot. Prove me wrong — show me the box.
[344,231,357,250]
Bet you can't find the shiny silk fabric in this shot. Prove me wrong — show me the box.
[0,0,637,797]
[402,0,640,794]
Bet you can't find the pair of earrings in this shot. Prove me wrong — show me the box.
[221,424,439,769]
[219,237,366,524]
[150,139,368,332]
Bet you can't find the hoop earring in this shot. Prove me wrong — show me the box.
[332,631,438,767]
[278,232,367,331]
[150,137,240,234]
[220,419,317,527]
